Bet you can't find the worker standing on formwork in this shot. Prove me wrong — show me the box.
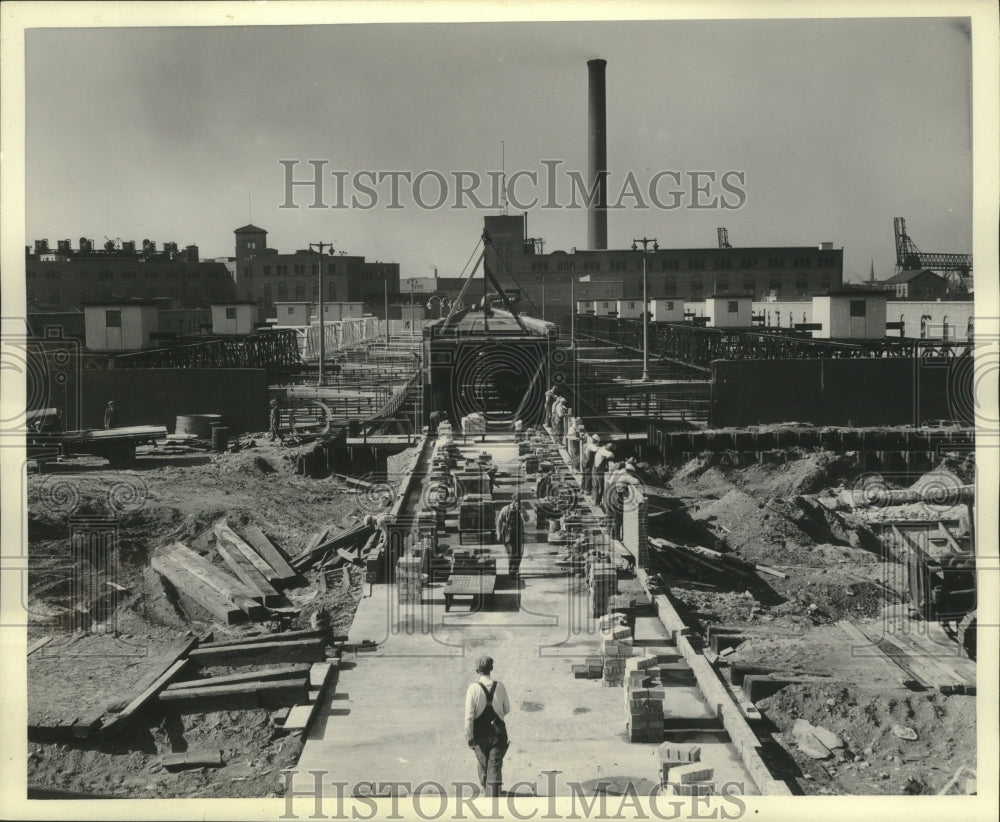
[581,434,599,495]
[592,441,614,506]
[543,387,558,429]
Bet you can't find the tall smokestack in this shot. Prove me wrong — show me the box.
[587,58,608,250]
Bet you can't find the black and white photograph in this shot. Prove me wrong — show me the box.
[1,1,997,818]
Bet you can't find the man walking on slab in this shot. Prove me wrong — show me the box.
[465,655,510,797]
[496,494,527,581]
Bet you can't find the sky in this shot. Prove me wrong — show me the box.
[24,16,973,282]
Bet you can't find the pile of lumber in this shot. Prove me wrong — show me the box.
[648,537,788,580]
[159,630,332,713]
[151,525,299,625]
[292,522,375,572]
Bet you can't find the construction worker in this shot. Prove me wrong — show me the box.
[103,400,119,429]
[464,655,510,798]
[543,387,558,429]
[495,494,527,581]
[592,441,614,506]
[269,399,280,441]
[535,462,555,531]
[581,434,600,495]
[606,457,641,541]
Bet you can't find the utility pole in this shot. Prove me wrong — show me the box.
[309,241,334,385]
[569,263,576,349]
[632,237,658,382]
[384,269,390,349]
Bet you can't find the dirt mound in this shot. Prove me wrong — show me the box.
[693,490,817,564]
[736,452,857,498]
[758,683,976,795]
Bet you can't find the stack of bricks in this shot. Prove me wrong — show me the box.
[571,656,604,679]
[600,615,635,687]
[587,560,618,618]
[416,511,437,554]
[622,492,649,570]
[396,554,423,605]
[657,745,713,796]
[623,684,665,743]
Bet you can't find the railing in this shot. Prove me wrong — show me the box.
[302,317,381,360]
[573,315,973,369]
[112,329,302,369]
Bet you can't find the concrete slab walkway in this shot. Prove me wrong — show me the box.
[297,433,759,797]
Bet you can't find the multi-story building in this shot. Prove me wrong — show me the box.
[232,225,400,323]
[25,238,234,311]
[482,214,844,320]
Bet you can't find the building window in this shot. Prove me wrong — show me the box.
[663,275,677,297]
[850,300,866,317]
[105,310,122,328]
[793,257,811,267]
[277,282,288,301]
[688,259,705,270]
[145,270,158,279]
[727,300,739,314]
[665,301,674,310]
[742,274,755,294]
[717,276,729,293]
[123,271,136,280]
[278,265,288,276]
[312,281,319,299]
[262,265,270,276]
[820,274,832,291]
[690,274,703,299]
[311,264,318,276]
[226,306,237,319]
[287,306,295,316]
[768,273,782,293]
[99,270,113,281]
[327,263,336,275]
[295,280,305,300]
[767,256,784,268]
[715,258,732,270]
[45,270,61,279]
[741,258,758,269]
[795,273,808,295]
[246,241,256,249]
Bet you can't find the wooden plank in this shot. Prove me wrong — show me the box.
[198,629,326,648]
[292,524,373,570]
[163,663,312,691]
[837,620,928,688]
[102,658,190,736]
[281,662,334,735]
[187,638,325,668]
[166,542,263,604]
[216,541,282,606]
[241,525,298,583]
[160,750,224,771]
[151,555,247,625]
[27,637,52,656]
[158,677,309,713]
[216,524,281,582]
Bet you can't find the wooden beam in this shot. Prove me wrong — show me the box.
[27,637,52,656]
[151,555,248,625]
[164,663,311,691]
[216,540,282,606]
[216,524,282,583]
[166,542,264,608]
[197,629,327,648]
[102,657,190,736]
[158,677,309,713]
[241,525,298,584]
[187,638,325,668]
[160,750,224,771]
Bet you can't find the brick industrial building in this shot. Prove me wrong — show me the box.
[482,213,845,321]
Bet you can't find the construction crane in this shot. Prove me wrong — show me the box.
[717,227,731,248]
[893,217,972,291]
